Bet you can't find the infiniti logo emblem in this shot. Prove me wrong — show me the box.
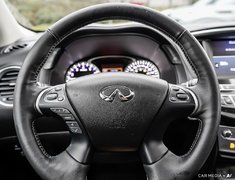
[99,86,135,102]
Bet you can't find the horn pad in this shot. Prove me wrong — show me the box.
[66,73,168,151]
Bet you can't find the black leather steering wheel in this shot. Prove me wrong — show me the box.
[13,3,220,180]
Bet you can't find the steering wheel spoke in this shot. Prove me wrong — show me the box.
[66,131,93,163]
[39,150,89,180]
[36,85,70,115]
[140,84,198,164]
[143,150,192,180]
[155,84,198,128]
[36,84,83,134]
[165,84,198,118]
[35,84,93,163]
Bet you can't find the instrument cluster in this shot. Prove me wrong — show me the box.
[65,56,160,82]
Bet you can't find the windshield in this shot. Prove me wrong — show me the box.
[5,0,235,31]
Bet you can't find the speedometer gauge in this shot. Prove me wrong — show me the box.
[65,62,100,82]
[125,60,160,78]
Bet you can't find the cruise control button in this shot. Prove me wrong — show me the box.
[66,121,82,134]
[69,127,82,134]
[176,93,189,101]
[46,93,58,100]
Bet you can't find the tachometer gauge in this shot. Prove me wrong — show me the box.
[125,60,160,78]
[65,62,100,82]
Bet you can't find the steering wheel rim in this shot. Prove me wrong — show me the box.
[13,3,220,180]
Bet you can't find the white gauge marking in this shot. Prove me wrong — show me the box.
[125,60,160,79]
[65,61,100,82]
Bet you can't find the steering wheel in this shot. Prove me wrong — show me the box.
[13,3,220,180]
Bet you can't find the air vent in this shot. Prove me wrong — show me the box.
[0,66,20,106]
[2,43,27,54]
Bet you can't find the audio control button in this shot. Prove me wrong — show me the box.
[46,93,58,101]
[176,93,189,101]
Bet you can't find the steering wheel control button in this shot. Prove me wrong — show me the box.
[43,86,66,103]
[222,129,233,138]
[63,115,75,121]
[57,97,64,101]
[176,93,189,101]
[66,121,79,127]
[50,108,75,120]
[66,121,82,134]
[50,108,70,114]
[46,93,58,101]
[70,127,82,134]
[169,86,191,103]
[170,97,177,101]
